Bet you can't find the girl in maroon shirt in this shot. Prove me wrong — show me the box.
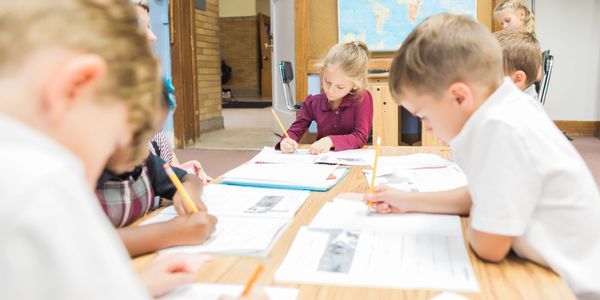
[277,41,374,154]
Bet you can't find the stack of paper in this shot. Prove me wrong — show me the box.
[250,147,375,166]
[220,162,348,191]
[142,185,310,257]
[364,154,467,192]
[275,198,479,292]
[159,283,298,300]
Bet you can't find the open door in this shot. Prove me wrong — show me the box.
[258,13,272,97]
[270,0,296,132]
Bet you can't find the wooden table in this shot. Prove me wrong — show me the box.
[133,146,575,300]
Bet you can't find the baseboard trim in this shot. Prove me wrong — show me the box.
[554,120,600,137]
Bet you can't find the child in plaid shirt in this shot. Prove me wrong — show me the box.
[96,81,217,257]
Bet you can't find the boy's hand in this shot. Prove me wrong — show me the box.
[168,212,218,246]
[309,137,333,154]
[280,138,298,153]
[365,185,414,214]
[139,254,198,297]
[173,174,207,215]
[178,160,213,184]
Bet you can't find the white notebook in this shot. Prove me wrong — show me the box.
[250,146,375,166]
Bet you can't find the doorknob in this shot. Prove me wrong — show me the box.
[264,42,273,49]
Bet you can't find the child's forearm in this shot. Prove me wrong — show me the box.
[118,223,177,257]
[409,186,472,215]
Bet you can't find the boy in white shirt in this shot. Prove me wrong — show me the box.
[494,29,542,100]
[0,0,200,298]
[368,13,600,299]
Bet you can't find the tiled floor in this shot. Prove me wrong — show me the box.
[190,107,279,150]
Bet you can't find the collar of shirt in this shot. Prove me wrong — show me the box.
[449,77,518,151]
[319,93,356,112]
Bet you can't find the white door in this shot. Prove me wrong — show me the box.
[270,0,296,133]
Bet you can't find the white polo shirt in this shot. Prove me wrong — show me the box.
[0,114,150,299]
[449,78,600,299]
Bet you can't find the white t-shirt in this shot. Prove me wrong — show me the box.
[0,114,150,299]
[449,78,600,299]
[524,84,538,100]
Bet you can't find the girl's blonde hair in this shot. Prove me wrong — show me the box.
[0,0,161,166]
[494,0,536,35]
[316,41,370,100]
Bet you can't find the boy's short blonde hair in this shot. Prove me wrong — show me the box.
[0,0,161,166]
[316,41,370,100]
[494,29,541,87]
[389,13,503,101]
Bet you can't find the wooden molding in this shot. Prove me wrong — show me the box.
[294,0,309,104]
[554,121,600,137]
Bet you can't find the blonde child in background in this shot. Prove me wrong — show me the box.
[368,14,600,299]
[277,41,374,154]
[494,0,536,34]
[134,0,212,183]
[494,29,542,99]
[0,0,203,298]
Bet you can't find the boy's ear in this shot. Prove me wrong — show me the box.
[41,54,107,124]
[511,70,527,89]
[447,82,474,111]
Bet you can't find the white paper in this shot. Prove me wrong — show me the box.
[142,211,289,256]
[159,283,299,300]
[249,147,316,164]
[314,149,375,166]
[364,163,467,192]
[276,199,479,292]
[198,184,310,219]
[430,292,469,300]
[222,163,338,187]
[249,147,375,166]
[374,153,453,176]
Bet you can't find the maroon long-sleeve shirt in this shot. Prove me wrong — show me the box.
[276,91,373,151]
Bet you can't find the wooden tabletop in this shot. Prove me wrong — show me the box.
[132,146,575,300]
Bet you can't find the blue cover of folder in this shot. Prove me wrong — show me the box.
[220,167,350,192]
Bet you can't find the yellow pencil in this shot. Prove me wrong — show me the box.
[163,163,199,214]
[240,263,265,297]
[270,108,291,139]
[368,136,381,207]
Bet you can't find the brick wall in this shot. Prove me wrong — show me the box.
[195,0,224,133]
[220,16,260,97]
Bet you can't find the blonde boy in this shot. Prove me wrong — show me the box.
[0,0,199,298]
[494,29,542,99]
[369,13,600,298]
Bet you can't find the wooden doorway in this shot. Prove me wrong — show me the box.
[170,0,200,148]
[258,13,272,97]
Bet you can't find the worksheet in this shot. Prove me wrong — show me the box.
[163,184,310,219]
[364,163,467,192]
[142,213,289,256]
[249,147,375,166]
[159,283,299,300]
[275,199,479,292]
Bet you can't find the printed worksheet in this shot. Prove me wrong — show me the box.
[159,283,299,300]
[275,199,479,292]
[364,163,467,192]
[159,184,310,219]
[143,212,289,257]
[250,147,375,166]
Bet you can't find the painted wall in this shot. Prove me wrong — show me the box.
[256,0,270,16]
[536,0,600,121]
[219,0,256,17]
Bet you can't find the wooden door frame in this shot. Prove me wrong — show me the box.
[170,0,200,148]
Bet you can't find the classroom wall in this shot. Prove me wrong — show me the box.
[219,0,256,17]
[220,16,261,97]
[536,0,600,121]
[256,0,270,16]
[196,0,225,132]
